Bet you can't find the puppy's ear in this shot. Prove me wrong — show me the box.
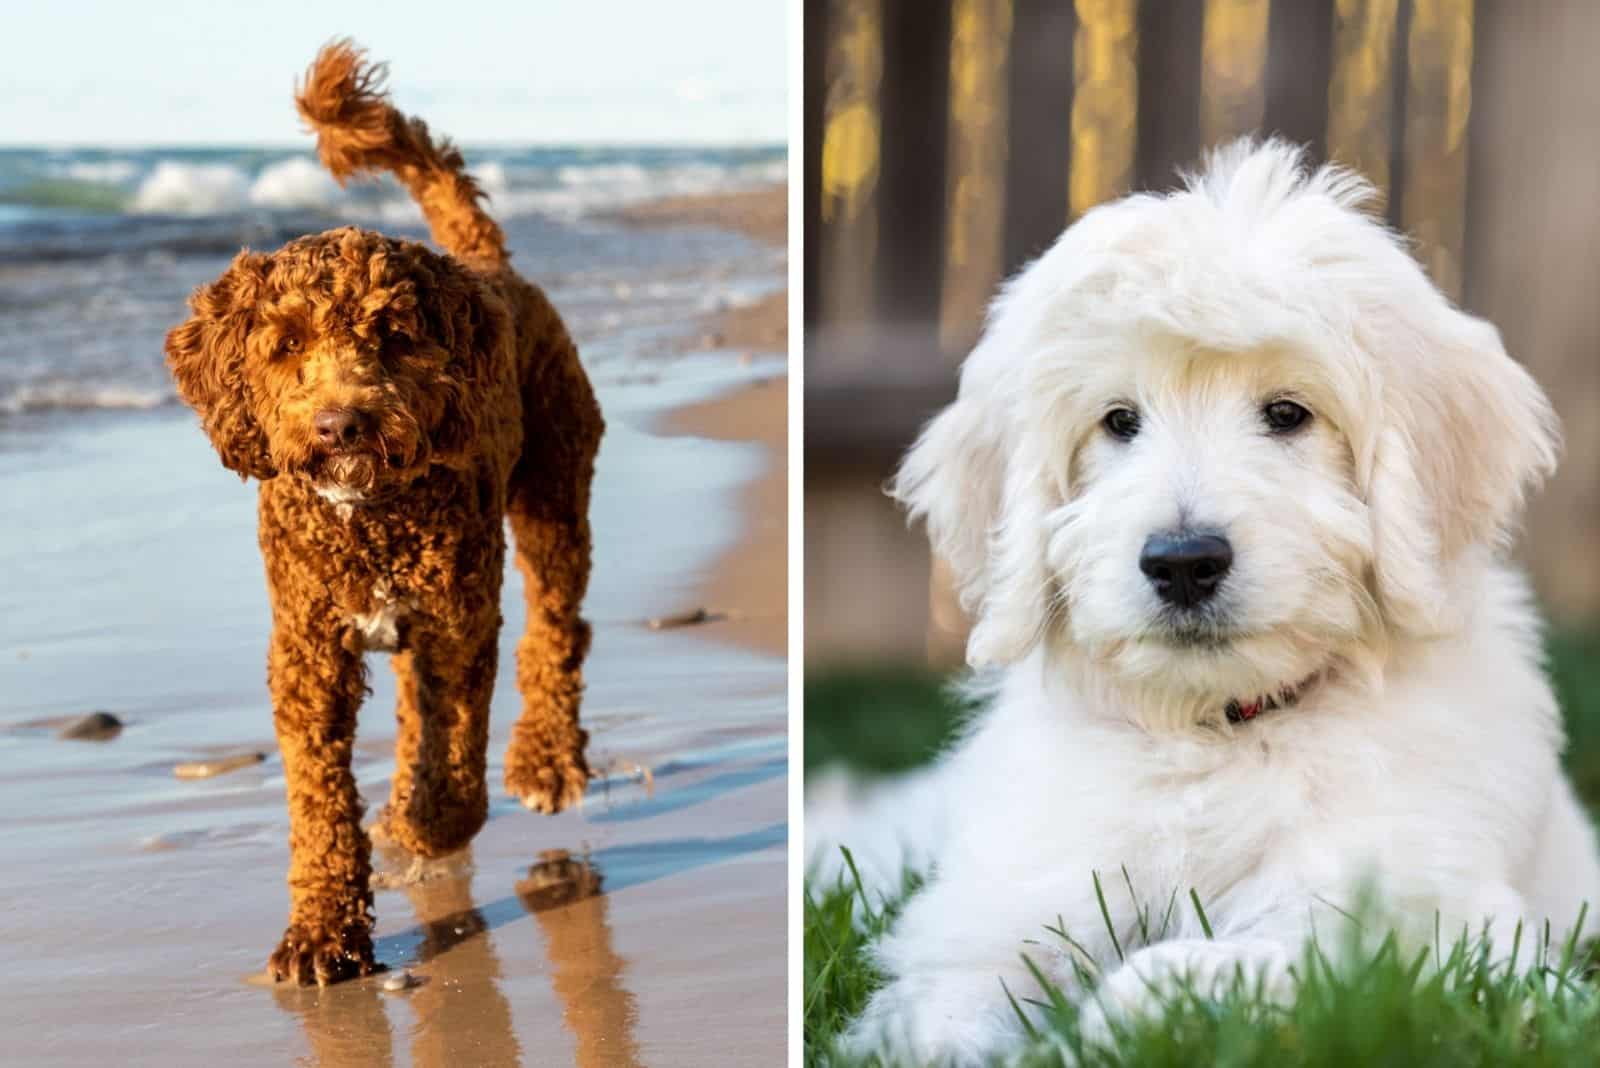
[1366,307,1558,635]
[891,329,1053,666]
[165,251,278,480]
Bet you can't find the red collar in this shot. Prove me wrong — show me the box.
[1224,673,1319,724]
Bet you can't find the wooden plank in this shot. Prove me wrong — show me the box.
[1070,0,1140,219]
[1136,0,1204,191]
[1200,0,1272,147]
[878,1,953,334]
[803,0,829,330]
[1003,0,1076,272]
[1326,0,1401,202]
[1262,0,1335,157]
[941,0,1014,352]
[1400,0,1473,299]
[817,0,885,339]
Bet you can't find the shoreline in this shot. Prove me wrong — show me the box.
[618,184,788,658]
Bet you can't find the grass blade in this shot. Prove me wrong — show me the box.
[1094,871,1125,962]
[1189,888,1215,940]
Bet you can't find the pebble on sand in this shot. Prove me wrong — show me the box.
[173,752,267,780]
[382,971,419,992]
[646,606,723,630]
[57,711,123,741]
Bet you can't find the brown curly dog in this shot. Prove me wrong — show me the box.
[165,41,603,985]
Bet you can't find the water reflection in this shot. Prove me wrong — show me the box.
[271,977,396,1068]
[272,848,639,1068]
[404,859,524,1068]
[518,850,642,1068]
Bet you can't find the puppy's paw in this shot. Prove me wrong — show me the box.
[268,922,379,987]
[1080,938,1294,1045]
[505,752,589,814]
[843,972,1021,1068]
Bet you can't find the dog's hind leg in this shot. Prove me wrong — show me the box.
[503,306,603,814]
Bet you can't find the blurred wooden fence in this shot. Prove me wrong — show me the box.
[804,0,1600,659]
[806,0,1475,441]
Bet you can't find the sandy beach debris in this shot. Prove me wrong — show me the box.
[646,606,730,630]
[56,711,123,741]
[370,853,466,889]
[382,970,420,992]
[173,752,267,780]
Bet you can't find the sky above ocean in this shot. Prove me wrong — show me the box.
[4,0,787,145]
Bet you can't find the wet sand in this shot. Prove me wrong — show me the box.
[633,185,788,657]
[0,188,787,1065]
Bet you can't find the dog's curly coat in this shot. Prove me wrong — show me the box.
[165,42,603,985]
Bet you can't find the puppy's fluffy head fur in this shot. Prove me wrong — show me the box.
[894,140,1558,725]
[165,227,510,499]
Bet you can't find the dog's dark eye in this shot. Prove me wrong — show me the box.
[1263,400,1311,434]
[1103,407,1141,441]
[278,336,301,358]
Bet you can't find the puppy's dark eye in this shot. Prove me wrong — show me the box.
[278,336,301,357]
[1263,399,1311,434]
[1103,407,1141,441]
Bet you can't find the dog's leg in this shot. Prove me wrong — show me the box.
[377,629,498,856]
[266,619,377,986]
[503,323,601,815]
[504,499,594,813]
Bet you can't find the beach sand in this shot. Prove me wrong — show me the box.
[0,186,787,1065]
[637,185,788,658]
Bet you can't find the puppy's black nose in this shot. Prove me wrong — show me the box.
[314,407,370,449]
[1140,532,1233,608]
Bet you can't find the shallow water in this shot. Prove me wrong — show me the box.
[0,186,787,1063]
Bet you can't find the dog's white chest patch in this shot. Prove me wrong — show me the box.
[352,584,406,652]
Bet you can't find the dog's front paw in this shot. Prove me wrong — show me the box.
[505,751,589,814]
[268,921,378,987]
[843,971,1023,1068]
[1079,938,1294,1046]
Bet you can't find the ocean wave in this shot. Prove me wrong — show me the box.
[247,157,343,212]
[130,159,344,216]
[58,159,141,185]
[556,162,651,186]
[2,148,786,226]
[0,381,173,416]
[131,161,253,215]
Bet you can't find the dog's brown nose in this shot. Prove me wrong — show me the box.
[314,407,371,449]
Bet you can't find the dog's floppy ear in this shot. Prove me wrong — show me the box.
[165,251,278,480]
[1364,305,1558,636]
[891,313,1054,667]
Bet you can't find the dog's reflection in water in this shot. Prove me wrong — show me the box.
[517,850,642,1068]
[272,848,639,1068]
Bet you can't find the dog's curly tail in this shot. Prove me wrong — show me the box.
[295,39,508,270]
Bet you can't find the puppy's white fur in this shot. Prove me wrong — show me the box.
[808,141,1600,1065]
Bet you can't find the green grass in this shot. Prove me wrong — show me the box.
[804,628,1600,1066]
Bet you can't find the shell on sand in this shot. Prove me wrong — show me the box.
[382,970,419,992]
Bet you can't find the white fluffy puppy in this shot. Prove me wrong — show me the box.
[809,140,1600,1065]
